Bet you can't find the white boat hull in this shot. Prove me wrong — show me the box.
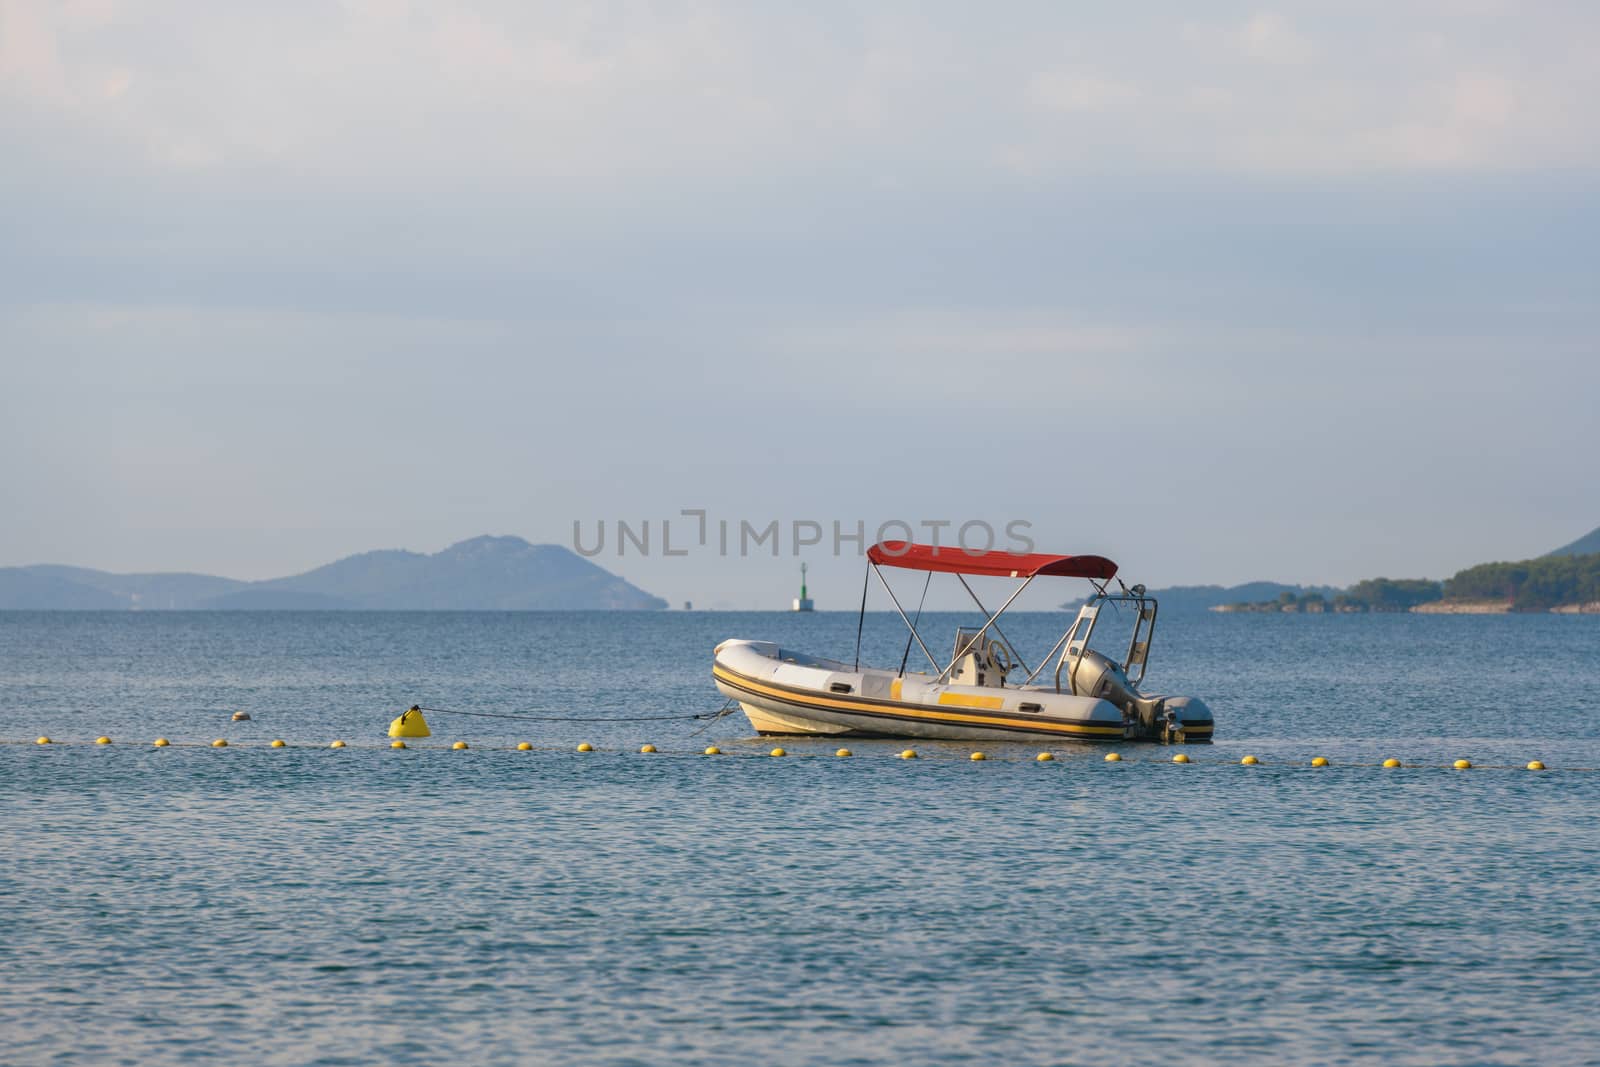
[738,701,853,736]
[713,639,1212,743]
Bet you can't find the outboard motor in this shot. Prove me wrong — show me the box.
[1069,648,1196,739]
[1068,648,1139,709]
[1058,595,1214,742]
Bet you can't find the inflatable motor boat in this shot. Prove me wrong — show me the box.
[713,541,1213,743]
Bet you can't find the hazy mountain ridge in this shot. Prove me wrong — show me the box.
[1124,525,1600,615]
[0,536,666,611]
[20,565,249,608]
[1066,582,1340,615]
[1547,525,1600,558]
[0,569,127,609]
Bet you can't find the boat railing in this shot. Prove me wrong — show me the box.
[1040,593,1159,694]
[1122,598,1157,687]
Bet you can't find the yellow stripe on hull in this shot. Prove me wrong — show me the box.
[713,665,1125,739]
[937,691,1004,710]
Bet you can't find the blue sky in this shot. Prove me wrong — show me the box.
[2,1,1597,608]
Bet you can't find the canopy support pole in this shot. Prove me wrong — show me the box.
[853,563,870,671]
[1023,627,1076,687]
[936,576,1035,683]
[954,573,1032,678]
[872,564,941,674]
[898,571,932,677]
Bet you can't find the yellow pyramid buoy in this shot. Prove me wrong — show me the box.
[900,749,917,759]
[212,739,228,748]
[388,705,431,739]
[153,738,170,747]
[770,747,786,757]
[95,736,112,745]
[391,740,407,749]
[835,748,851,758]
[1454,759,1472,770]
[639,744,656,753]
[1382,758,1401,768]
[970,752,986,761]
[452,741,469,750]
[1311,756,1329,767]
[517,742,533,751]
[271,739,286,748]
[1527,760,1545,771]
[1172,753,1190,764]
[1037,752,1055,762]
[704,745,721,755]
[1240,755,1258,765]
[35,736,51,745]
[1104,752,1121,762]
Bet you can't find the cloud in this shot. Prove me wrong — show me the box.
[0,0,66,101]
[1028,72,1139,115]
[2,1,1596,183]
[2,2,1597,592]
[1232,11,1315,65]
[1014,7,1598,173]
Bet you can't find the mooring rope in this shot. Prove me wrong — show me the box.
[689,699,740,737]
[412,704,727,724]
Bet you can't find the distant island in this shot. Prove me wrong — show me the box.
[0,536,668,611]
[1214,578,1445,614]
[1212,525,1600,615]
[1065,524,1600,616]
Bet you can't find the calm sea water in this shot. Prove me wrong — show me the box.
[3,611,1599,1066]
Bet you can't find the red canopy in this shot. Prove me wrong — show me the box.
[866,541,1118,580]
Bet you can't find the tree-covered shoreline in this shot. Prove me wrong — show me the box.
[1443,553,1600,612]
[1217,553,1600,614]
